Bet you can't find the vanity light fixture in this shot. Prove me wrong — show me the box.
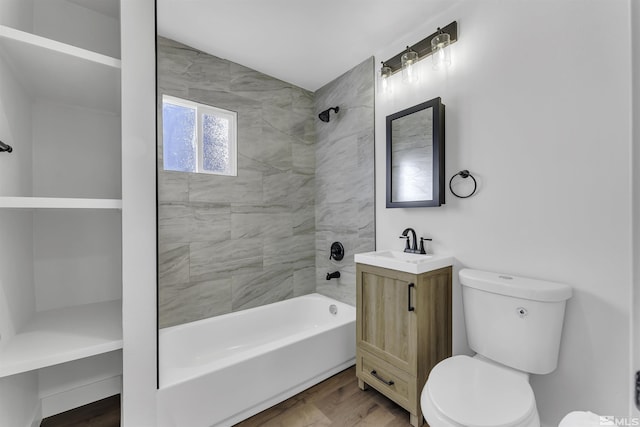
[379,21,457,82]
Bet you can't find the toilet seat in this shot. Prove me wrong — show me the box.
[424,355,537,427]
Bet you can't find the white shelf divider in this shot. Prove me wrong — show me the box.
[0,25,121,113]
[0,197,122,210]
[0,300,122,378]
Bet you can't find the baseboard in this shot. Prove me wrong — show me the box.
[40,375,121,418]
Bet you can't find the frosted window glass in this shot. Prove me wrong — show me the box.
[162,95,236,176]
[163,103,196,173]
[202,114,230,174]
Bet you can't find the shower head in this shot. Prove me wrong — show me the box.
[318,110,330,122]
[318,106,340,122]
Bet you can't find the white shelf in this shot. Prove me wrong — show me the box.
[0,300,122,378]
[0,25,121,113]
[0,197,122,210]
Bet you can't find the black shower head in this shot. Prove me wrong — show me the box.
[318,110,330,122]
[318,106,340,122]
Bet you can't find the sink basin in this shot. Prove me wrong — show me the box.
[354,250,453,274]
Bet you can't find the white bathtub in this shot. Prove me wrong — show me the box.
[157,293,356,427]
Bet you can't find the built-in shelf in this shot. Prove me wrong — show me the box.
[0,300,122,378]
[0,25,121,113]
[0,197,122,210]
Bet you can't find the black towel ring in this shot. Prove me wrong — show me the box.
[449,170,477,198]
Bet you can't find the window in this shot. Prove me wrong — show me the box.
[162,95,237,176]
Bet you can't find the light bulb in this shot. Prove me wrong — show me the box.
[431,30,451,70]
[379,63,393,94]
[401,47,419,84]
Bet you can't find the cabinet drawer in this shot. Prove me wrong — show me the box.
[357,350,415,412]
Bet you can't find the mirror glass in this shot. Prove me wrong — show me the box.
[386,97,445,208]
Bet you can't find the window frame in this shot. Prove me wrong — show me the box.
[162,94,238,176]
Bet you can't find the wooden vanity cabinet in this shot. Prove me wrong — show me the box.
[356,263,452,427]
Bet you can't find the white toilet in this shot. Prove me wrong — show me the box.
[421,268,572,427]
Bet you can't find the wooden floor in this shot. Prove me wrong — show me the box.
[235,366,414,427]
[38,367,413,427]
[40,395,120,427]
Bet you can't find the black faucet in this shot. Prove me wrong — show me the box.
[326,271,341,280]
[400,228,417,252]
[399,228,430,255]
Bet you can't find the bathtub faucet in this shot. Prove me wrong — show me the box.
[326,271,341,280]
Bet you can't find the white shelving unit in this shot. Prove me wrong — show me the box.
[0,0,124,422]
[0,197,122,209]
[0,300,122,378]
[0,25,121,113]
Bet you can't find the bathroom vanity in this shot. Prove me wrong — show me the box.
[354,251,452,426]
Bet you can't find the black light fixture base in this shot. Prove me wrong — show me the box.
[382,21,458,75]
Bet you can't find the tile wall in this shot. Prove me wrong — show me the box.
[314,58,375,305]
[157,37,375,327]
[157,37,316,328]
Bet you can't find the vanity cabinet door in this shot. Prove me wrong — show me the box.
[356,263,452,427]
[356,264,418,374]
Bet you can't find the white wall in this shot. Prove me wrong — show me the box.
[32,100,121,199]
[0,0,33,31]
[0,3,39,425]
[632,0,640,420]
[121,0,157,425]
[33,210,122,311]
[374,0,632,424]
[0,52,34,342]
[33,0,120,58]
[31,100,122,311]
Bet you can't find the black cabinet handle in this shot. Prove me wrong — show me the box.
[408,283,415,311]
[371,370,394,386]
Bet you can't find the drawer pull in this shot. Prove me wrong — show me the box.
[408,283,415,311]
[371,370,394,386]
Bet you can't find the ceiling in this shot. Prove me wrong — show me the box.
[157,0,456,92]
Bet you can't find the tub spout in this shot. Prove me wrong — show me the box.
[326,271,341,280]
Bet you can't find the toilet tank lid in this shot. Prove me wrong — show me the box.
[460,269,572,302]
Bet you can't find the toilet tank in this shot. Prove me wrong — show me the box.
[460,269,572,375]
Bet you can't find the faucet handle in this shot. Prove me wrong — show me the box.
[419,237,432,255]
[399,235,410,250]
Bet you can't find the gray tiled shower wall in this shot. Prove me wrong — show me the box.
[157,36,374,328]
[314,59,375,305]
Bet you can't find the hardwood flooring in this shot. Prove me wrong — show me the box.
[38,367,413,427]
[40,395,120,427]
[234,366,414,427]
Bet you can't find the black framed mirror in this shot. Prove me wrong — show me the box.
[386,97,445,208]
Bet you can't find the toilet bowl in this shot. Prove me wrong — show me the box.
[558,411,602,427]
[421,269,572,427]
[421,355,539,427]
